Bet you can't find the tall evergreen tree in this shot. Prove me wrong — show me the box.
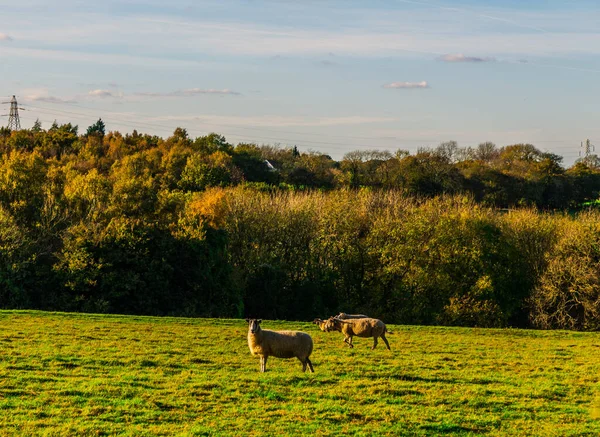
[32,119,43,133]
[86,118,106,138]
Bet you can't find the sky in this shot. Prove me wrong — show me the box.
[0,0,599,163]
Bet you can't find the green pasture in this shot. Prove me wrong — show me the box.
[0,311,599,436]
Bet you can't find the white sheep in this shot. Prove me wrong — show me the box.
[246,319,315,373]
[335,312,369,320]
[323,316,391,350]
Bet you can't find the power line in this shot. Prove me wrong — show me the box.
[25,104,427,151]
[19,101,593,161]
[24,99,431,143]
[24,102,589,153]
[16,113,590,166]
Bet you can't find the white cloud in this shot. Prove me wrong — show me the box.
[0,33,12,41]
[135,88,241,97]
[22,89,77,103]
[88,89,115,98]
[439,53,495,62]
[87,89,126,101]
[181,88,240,96]
[383,81,429,89]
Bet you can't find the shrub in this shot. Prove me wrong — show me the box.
[529,212,600,330]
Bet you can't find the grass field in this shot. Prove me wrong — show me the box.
[1,311,599,436]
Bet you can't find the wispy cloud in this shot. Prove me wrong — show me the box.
[29,96,77,103]
[22,89,77,104]
[4,12,600,64]
[439,53,495,62]
[151,114,396,127]
[0,46,210,68]
[135,88,241,97]
[88,89,116,98]
[383,81,429,89]
[182,88,240,96]
[0,32,13,41]
[131,17,600,58]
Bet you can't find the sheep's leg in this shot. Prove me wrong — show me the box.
[372,336,378,350]
[381,334,391,351]
[300,358,307,372]
[260,356,268,372]
[345,336,354,348]
[306,358,314,373]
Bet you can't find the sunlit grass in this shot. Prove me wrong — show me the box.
[0,311,599,436]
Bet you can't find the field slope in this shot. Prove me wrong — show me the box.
[1,311,599,436]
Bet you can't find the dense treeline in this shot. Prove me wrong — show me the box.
[0,122,599,329]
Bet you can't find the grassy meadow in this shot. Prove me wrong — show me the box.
[1,311,599,436]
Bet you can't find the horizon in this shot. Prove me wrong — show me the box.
[1,0,598,164]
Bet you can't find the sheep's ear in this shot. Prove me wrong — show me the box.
[245,318,250,323]
[257,319,262,324]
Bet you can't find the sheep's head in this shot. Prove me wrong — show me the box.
[313,318,328,332]
[323,317,340,332]
[336,312,347,319]
[246,318,262,334]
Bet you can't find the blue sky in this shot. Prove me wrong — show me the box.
[1,0,598,163]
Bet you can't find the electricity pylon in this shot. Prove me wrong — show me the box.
[2,95,24,130]
[580,139,595,158]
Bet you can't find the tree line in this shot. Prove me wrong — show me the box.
[0,121,599,329]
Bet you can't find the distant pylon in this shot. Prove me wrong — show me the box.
[580,139,595,158]
[2,95,23,130]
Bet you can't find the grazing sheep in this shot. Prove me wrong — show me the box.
[335,312,369,320]
[312,318,328,332]
[323,317,391,350]
[246,319,314,373]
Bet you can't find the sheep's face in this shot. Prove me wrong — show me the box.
[313,318,327,332]
[246,319,262,334]
[323,317,339,332]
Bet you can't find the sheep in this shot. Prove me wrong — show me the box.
[312,318,328,332]
[323,316,391,350]
[246,319,315,373]
[335,312,369,320]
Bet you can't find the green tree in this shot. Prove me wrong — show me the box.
[232,143,278,184]
[86,118,106,138]
[193,133,233,156]
[43,122,79,158]
[179,151,239,192]
[32,119,43,133]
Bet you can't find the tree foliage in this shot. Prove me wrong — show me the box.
[86,118,106,138]
[0,126,599,328]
